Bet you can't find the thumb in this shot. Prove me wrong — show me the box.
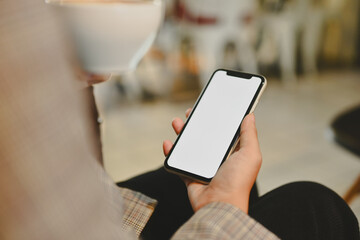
[239,114,260,152]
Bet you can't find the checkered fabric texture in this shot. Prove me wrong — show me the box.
[120,188,157,237]
[173,202,280,239]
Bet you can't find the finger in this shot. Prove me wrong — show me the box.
[180,176,196,187]
[163,140,173,156]
[172,117,184,135]
[185,108,192,118]
[86,73,111,85]
[239,114,260,152]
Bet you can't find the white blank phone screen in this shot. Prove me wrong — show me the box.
[167,70,262,179]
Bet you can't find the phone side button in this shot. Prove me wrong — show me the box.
[250,99,259,113]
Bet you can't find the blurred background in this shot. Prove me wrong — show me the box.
[93,0,360,218]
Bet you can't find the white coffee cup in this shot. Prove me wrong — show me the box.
[47,0,164,74]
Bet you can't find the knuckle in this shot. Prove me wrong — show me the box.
[255,153,263,166]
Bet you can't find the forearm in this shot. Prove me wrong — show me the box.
[0,79,126,239]
[0,1,128,237]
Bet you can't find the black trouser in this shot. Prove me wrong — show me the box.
[117,167,359,240]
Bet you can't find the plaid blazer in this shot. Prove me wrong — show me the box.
[0,0,279,239]
[120,187,279,239]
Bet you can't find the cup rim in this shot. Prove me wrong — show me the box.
[45,0,161,5]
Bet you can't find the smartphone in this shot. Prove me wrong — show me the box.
[164,69,266,183]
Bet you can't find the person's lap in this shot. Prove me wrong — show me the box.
[117,167,359,240]
[249,182,359,240]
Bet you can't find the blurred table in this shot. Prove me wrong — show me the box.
[331,105,360,203]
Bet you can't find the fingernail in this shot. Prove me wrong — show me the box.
[248,113,255,123]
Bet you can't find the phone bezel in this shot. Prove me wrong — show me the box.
[164,69,266,184]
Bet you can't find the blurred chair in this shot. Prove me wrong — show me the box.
[331,105,360,203]
[176,0,259,86]
[301,1,326,75]
[259,0,300,81]
[258,0,327,81]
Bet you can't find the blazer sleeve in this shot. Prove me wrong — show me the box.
[172,202,280,240]
[0,1,133,239]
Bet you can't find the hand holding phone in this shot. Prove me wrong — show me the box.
[163,113,262,213]
[164,69,266,183]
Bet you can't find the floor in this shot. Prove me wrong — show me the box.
[95,70,360,220]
